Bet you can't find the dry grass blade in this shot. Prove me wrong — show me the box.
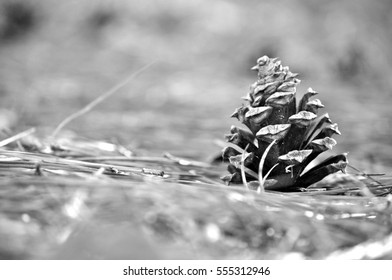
[240,144,250,190]
[348,164,388,194]
[0,128,36,148]
[50,61,157,139]
[258,139,278,192]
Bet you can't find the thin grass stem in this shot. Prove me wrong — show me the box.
[50,61,157,139]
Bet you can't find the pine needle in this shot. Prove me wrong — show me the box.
[0,127,36,148]
[258,139,278,192]
[348,163,385,191]
[50,61,157,139]
[240,144,250,190]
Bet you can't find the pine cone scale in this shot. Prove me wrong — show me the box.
[222,56,347,191]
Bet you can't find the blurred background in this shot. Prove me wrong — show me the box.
[1,0,392,172]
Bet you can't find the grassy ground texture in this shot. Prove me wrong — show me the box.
[1,0,392,259]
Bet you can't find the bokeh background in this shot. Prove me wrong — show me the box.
[1,0,392,172]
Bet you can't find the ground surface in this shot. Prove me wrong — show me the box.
[1,0,392,259]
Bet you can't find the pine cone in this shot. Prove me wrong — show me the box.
[222,56,347,191]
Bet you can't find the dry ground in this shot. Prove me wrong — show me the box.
[1,0,392,259]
